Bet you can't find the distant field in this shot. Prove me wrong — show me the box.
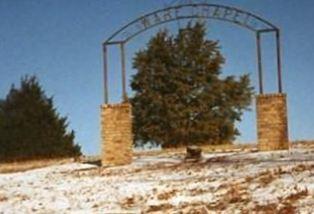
[0,158,74,174]
[2,140,313,174]
[133,143,257,157]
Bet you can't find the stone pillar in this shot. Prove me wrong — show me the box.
[101,103,133,166]
[256,93,289,151]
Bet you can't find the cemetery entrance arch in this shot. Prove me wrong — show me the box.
[101,3,289,166]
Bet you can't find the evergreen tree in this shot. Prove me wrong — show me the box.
[131,22,254,148]
[0,76,81,161]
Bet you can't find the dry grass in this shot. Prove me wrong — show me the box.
[120,196,135,209]
[157,189,177,200]
[226,184,251,204]
[182,204,210,214]
[253,202,295,213]
[253,203,278,213]
[145,203,174,212]
[258,170,276,187]
[284,187,309,203]
[292,140,314,149]
[0,158,74,173]
[207,201,228,211]
[253,189,304,214]
[0,194,8,202]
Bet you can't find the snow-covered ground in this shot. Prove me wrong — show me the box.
[1,148,314,213]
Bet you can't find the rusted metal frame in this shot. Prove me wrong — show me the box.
[210,4,277,30]
[102,41,127,103]
[104,41,125,45]
[104,3,278,44]
[104,5,183,43]
[120,42,128,101]
[124,15,258,43]
[275,29,283,93]
[256,29,283,94]
[256,31,263,94]
[103,3,281,101]
[258,29,276,33]
[102,44,109,104]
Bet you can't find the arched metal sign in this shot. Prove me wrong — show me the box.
[102,3,283,103]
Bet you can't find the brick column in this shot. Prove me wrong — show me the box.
[256,93,289,151]
[101,103,133,166]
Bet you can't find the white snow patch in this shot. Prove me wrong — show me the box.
[1,148,314,212]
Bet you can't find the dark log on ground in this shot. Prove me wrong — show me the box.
[185,146,202,160]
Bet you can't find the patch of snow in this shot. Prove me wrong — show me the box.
[1,148,314,212]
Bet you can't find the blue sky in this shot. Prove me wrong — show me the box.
[0,0,313,155]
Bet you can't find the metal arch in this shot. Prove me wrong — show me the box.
[104,3,278,45]
[119,16,256,44]
[102,3,283,103]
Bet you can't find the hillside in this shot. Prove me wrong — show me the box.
[1,146,314,213]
